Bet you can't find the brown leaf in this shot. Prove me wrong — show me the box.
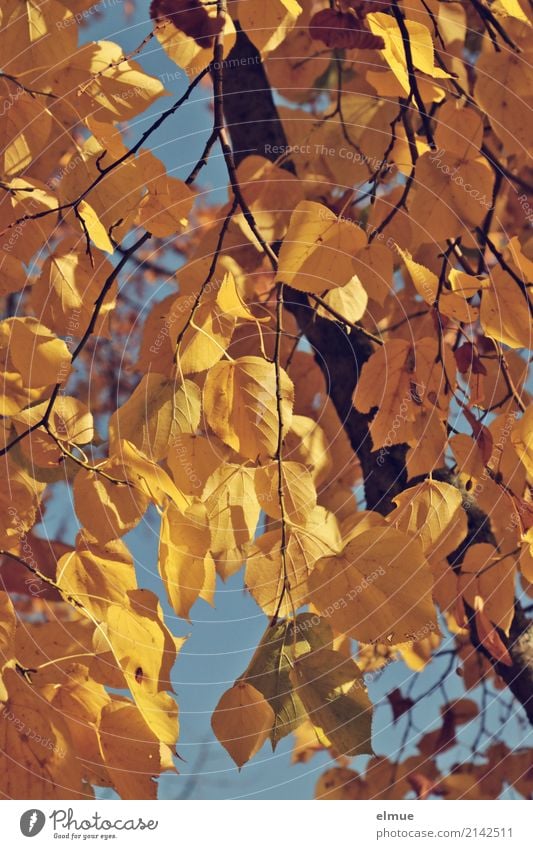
[150,0,223,47]
[309,10,385,50]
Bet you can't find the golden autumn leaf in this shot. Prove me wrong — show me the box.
[308,527,438,644]
[239,0,302,54]
[511,405,533,477]
[0,668,88,799]
[203,356,294,459]
[158,501,215,620]
[98,700,176,800]
[92,589,181,746]
[254,460,317,524]
[389,480,468,563]
[277,201,366,293]
[211,681,275,768]
[77,200,114,254]
[56,534,137,621]
[109,373,201,461]
[290,647,373,758]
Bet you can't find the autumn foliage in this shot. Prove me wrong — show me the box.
[0,0,532,801]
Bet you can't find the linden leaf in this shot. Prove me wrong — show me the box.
[8,318,71,388]
[352,338,416,449]
[399,249,478,322]
[389,480,468,563]
[158,501,216,620]
[511,406,533,477]
[460,544,516,635]
[108,374,201,461]
[254,461,317,524]
[0,668,87,800]
[98,700,176,800]
[202,464,261,577]
[240,0,303,54]
[480,265,532,349]
[246,507,342,617]
[93,589,180,746]
[211,681,275,768]
[56,535,137,621]
[73,467,150,544]
[290,647,373,758]
[276,201,366,293]
[242,614,334,749]
[0,79,53,177]
[203,356,294,459]
[308,527,438,644]
[77,199,113,254]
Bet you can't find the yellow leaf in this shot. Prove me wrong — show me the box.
[0,0,77,84]
[238,0,302,54]
[167,433,229,497]
[308,527,438,644]
[353,338,416,449]
[44,40,166,124]
[460,544,516,634]
[203,356,294,459]
[30,238,116,337]
[114,439,189,512]
[448,269,489,298]
[202,464,261,577]
[98,700,175,800]
[73,467,150,543]
[56,535,137,621]
[0,79,53,177]
[461,543,516,635]
[159,502,215,620]
[7,318,71,388]
[367,13,449,95]
[316,274,368,324]
[389,480,468,562]
[254,461,317,524]
[155,12,236,78]
[352,243,393,306]
[241,614,333,749]
[407,151,494,243]
[77,199,114,253]
[51,665,113,790]
[480,265,532,349]
[434,101,484,160]
[94,590,180,746]
[109,374,201,461]
[136,149,195,238]
[511,406,533,477]
[170,293,236,375]
[400,249,478,322]
[13,396,94,468]
[290,647,373,758]
[476,47,533,156]
[211,681,275,768]
[0,668,87,800]
[246,507,342,617]
[235,157,305,245]
[0,178,57,264]
[277,201,366,293]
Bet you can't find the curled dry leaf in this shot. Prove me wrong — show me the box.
[149,0,223,47]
